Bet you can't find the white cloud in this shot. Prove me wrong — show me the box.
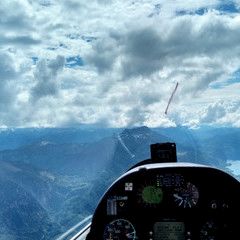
[0,0,240,128]
[181,99,240,127]
[0,1,33,30]
[0,52,17,80]
[226,160,240,177]
[201,101,228,123]
[31,56,65,100]
[0,51,20,119]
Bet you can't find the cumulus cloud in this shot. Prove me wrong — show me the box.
[87,38,118,73]
[0,1,33,31]
[0,52,19,93]
[31,56,65,100]
[0,35,41,46]
[0,51,21,128]
[200,100,240,126]
[88,12,240,84]
[0,52,17,80]
[201,101,227,123]
[0,0,240,128]
[121,27,165,77]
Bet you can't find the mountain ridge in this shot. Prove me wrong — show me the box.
[0,126,239,239]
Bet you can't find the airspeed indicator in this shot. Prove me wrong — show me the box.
[103,219,136,240]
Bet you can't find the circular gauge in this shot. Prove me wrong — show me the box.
[103,219,136,240]
[173,182,199,208]
[142,185,163,205]
[200,220,218,240]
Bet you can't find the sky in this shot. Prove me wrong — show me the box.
[0,0,240,128]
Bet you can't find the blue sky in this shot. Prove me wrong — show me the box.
[177,1,240,15]
[210,69,240,88]
[0,0,240,128]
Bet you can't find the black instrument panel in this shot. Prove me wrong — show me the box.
[87,164,240,240]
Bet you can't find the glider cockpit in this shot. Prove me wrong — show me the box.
[72,143,240,240]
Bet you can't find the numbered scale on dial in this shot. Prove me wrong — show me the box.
[103,219,136,240]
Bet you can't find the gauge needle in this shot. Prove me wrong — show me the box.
[174,193,183,204]
[173,194,183,206]
[173,194,182,200]
[126,232,135,238]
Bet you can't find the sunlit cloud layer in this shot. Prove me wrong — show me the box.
[0,0,240,128]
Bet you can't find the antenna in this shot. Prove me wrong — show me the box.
[165,82,179,115]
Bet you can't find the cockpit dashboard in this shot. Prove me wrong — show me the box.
[85,163,239,240]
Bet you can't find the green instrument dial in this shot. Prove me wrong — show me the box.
[142,185,163,205]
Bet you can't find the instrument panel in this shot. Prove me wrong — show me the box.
[86,163,240,240]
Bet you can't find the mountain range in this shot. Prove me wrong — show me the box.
[0,126,239,239]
